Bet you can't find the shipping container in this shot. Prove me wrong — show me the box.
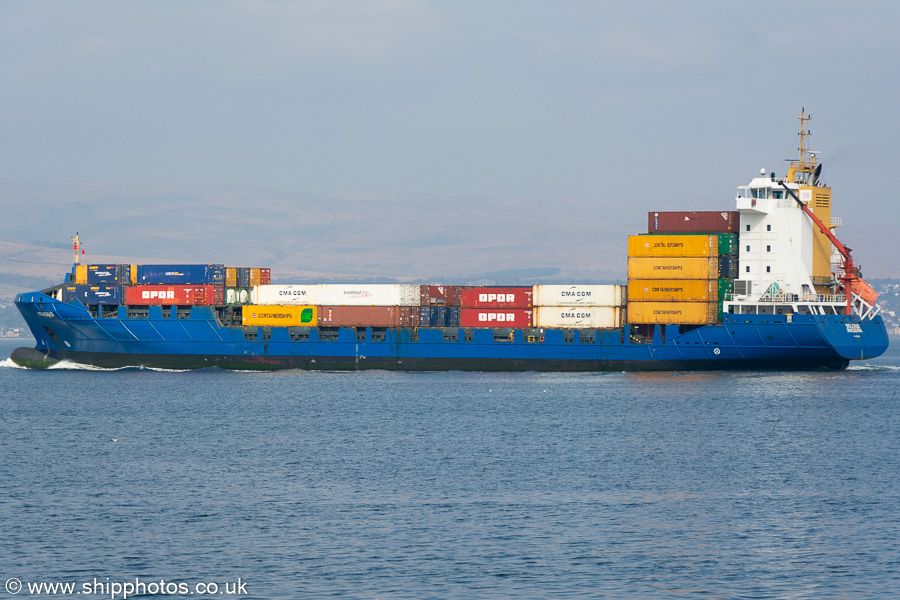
[260,268,271,285]
[627,301,719,325]
[627,257,719,280]
[74,265,88,285]
[627,235,718,258]
[129,264,137,285]
[647,211,740,234]
[627,279,718,302]
[460,308,533,328]
[242,305,317,327]
[253,284,419,306]
[252,284,320,305]
[460,287,533,308]
[236,267,251,289]
[533,306,622,329]
[420,285,464,306]
[717,278,735,300]
[318,284,421,306]
[85,264,120,284]
[318,305,419,327]
[225,288,251,305]
[532,284,625,307]
[419,305,462,327]
[225,267,237,287]
[125,284,224,306]
[718,255,739,279]
[115,264,131,285]
[63,285,122,305]
[136,264,225,286]
[646,233,739,255]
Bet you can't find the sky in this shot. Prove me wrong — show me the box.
[2,0,900,266]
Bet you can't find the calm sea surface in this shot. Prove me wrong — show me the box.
[1,337,899,599]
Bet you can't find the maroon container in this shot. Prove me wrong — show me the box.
[647,211,739,234]
[318,305,419,327]
[420,285,465,306]
[460,308,533,328]
[460,287,533,308]
[125,284,222,306]
[260,268,271,285]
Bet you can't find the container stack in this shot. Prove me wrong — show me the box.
[459,287,533,328]
[532,285,625,329]
[246,284,421,327]
[226,267,271,306]
[66,263,268,310]
[627,211,740,325]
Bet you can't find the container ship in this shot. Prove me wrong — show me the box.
[11,112,889,370]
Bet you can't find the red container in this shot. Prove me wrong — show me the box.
[460,287,533,308]
[125,284,223,306]
[648,211,739,234]
[460,308,533,328]
[318,305,420,327]
[420,285,464,306]
[260,268,271,285]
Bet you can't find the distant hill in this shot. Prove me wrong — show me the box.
[0,179,634,300]
[1,177,896,299]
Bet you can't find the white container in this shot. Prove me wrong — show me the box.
[317,284,420,306]
[252,285,320,305]
[533,306,623,329]
[532,285,625,307]
[252,284,421,306]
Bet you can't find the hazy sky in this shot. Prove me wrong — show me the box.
[3,1,900,221]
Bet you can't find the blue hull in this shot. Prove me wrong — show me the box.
[13,292,889,371]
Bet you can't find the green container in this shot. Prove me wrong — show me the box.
[714,233,739,256]
[717,278,735,301]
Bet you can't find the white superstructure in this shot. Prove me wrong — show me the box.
[724,109,878,319]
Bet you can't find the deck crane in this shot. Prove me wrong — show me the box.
[777,181,877,316]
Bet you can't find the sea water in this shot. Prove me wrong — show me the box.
[1,337,898,599]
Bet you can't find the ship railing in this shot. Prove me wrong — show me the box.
[724,293,847,304]
[852,292,881,320]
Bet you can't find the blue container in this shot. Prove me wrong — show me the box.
[718,255,739,279]
[64,285,122,305]
[136,264,225,286]
[86,264,120,284]
[419,306,460,327]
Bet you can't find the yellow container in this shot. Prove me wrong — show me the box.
[627,256,719,280]
[249,268,261,287]
[74,265,88,285]
[225,267,237,287]
[627,301,718,325]
[627,234,717,257]
[242,305,317,327]
[129,265,138,285]
[627,279,718,302]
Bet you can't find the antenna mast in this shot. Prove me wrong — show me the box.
[787,107,816,184]
[71,232,82,264]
